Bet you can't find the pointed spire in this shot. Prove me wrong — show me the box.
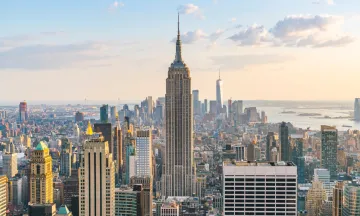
[219,68,221,79]
[174,13,183,63]
[86,120,93,136]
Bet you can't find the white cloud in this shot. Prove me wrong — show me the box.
[228,14,354,48]
[172,29,207,44]
[327,0,335,5]
[228,24,273,46]
[312,0,335,5]
[177,4,205,19]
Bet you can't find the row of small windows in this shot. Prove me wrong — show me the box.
[225,190,296,195]
[225,199,296,203]
[225,178,296,182]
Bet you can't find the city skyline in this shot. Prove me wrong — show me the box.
[2,0,360,101]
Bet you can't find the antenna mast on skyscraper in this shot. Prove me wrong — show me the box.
[218,68,221,79]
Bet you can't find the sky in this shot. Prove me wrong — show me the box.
[1,0,360,102]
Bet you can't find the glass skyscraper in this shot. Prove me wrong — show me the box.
[321,125,338,180]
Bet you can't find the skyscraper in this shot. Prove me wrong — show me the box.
[354,98,360,121]
[94,123,113,154]
[30,142,53,204]
[305,181,327,216]
[19,101,28,123]
[130,176,153,216]
[280,122,290,161]
[0,176,8,215]
[332,181,344,216]
[163,14,195,197]
[216,70,223,115]
[222,161,297,215]
[100,104,109,123]
[147,96,153,116]
[75,111,84,122]
[136,130,152,176]
[60,138,72,177]
[3,145,18,178]
[110,106,117,122]
[192,90,200,115]
[321,125,338,180]
[343,182,360,216]
[203,99,208,114]
[79,134,115,216]
[266,132,277,161]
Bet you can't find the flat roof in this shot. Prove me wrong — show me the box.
[223,161,296,167]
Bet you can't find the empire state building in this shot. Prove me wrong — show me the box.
[163,14,195,197]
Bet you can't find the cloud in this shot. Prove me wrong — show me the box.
[0,41,116,70]
[228,24,273,46]
[227,14,354,48]
[172,30,207,44]
[177,4,205,19]
[209,54,292,70]
[271,15,343,39]
[313,35,355,48]
[109,1,124,11]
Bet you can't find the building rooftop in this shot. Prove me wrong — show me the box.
[223,161,296,167]
[35,141,48,151]
[58,205,71,215]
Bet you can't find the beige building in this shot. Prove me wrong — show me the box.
[30,141,53,204]
[306,181,327,215]
[332,181,344,216]
[0,175,8,215]
[160,202,179,216]
[163,14,195,197]
[3,152,18,178]
[79,134,115,216]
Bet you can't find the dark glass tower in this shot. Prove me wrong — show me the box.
[321,125,338,180]
[280,122,289,161]
[100,104,109,123]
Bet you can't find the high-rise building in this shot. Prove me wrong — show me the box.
[159,202,180,216]
[9,176,22,206]
[192,90,200,115]
[30,142,53,204]
[60,138,72,177]
[79,135,115,216]
[321,125,338,180]
[343,182,360,216]
[209,100,217,115]
[74,111,84,122]
[305,181,327,216]
[115,185,144,216]
[130,176,153,216]
[147,96,153,116]
[163,14,195,197]
[113,126,123,176]
[280,122,290,161]
[222,161,298,215]
[232,100,243,123]
[354,98,360,121]
[100,104,109,123]
[247,141,256,162]
[19,101,28,123]
[110,106,117,122]
[216,70,223,115]
[0,175,8,215]
[203,99,208,114]
[63,169,79,209]
[3,151,18,178]
[290,134,304,183]
[233,145,247,161]
[266,132,277,161]
[136,130,152,176]
[94,123,113,154]
[332,181,344,216]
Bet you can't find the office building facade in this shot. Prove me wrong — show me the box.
[136,130,152,176]
[3,152,18,178]
[321,125,338,180]
[280,122,290,161]
[60,138,72,177]
[79,135,115,216]
[223,161,297,215]
[100,104,109,123]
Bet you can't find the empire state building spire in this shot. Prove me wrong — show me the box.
[174,13,183,64]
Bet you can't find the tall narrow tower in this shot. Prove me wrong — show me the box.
[216,70,223,115]
[163,14,195,197]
